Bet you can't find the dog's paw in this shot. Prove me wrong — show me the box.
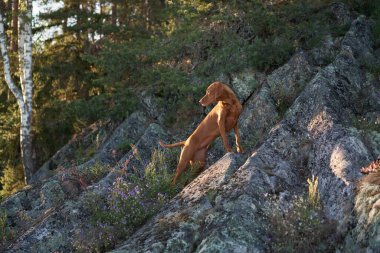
[237,147,244,153]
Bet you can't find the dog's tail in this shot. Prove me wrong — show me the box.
[159,140,185,148]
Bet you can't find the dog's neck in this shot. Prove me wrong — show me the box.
[220,98,234,106]
[218,90,239,106]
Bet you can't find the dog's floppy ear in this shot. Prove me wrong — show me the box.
[213,82,224,100]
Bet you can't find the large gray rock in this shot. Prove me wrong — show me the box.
[76,111,150,171]
[341,16,373,58]
[238,85,279,143]
[2,120,169,253]
[267,50,316,107]
[364,131,380,159]
[111,153,247,253]
[31,120,115,183]
[329,2,354,26]
[99,123,169,188]
[310,35,342,66]
[117,123,169,172]
[230,69,266,103]
[111,16,376,252]
[32,111,150,183]
[40,181,65,208]
[3,14,379,253]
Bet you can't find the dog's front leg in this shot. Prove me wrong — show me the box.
[234,123,243,153]
[218,110,232,152]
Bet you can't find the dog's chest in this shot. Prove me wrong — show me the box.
[225,107,240,130]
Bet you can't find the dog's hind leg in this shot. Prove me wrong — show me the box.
[190,148,207,167]
[172,146,193,184]
[190,148,207,176]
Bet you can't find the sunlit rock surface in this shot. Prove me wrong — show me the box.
[1,11,379,253]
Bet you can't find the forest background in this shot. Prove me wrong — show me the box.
[0,0,379,198]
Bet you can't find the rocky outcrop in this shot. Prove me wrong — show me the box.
[0,113,168,253]
[76,111,151,170]
[31,111,151,183]
[31,120,115,183]
[110,16,378,252]
[267,50,316,106]
[1,8,379,253]
[230,70,265,103]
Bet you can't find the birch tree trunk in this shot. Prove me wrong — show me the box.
[0,0,34,184]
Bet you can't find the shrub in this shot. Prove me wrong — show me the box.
[73,148,201,252]
[82,163,111,184]
[144,149,178,198]
[268,176,340,253]
[0,164,26,199]
[0,209,14,247]
[74,175,158,252]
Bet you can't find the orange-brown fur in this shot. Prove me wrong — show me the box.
[360,159,380,174]
[159,81,243,184]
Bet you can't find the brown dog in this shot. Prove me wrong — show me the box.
[159,81,243,184]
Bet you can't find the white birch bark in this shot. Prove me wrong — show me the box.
[0,1,34,184]
[0,11,23,105]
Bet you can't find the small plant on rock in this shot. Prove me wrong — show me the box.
[307,175,321,209]
[83,163,111,184]
[0,209,14,247]
[268,176,340,253]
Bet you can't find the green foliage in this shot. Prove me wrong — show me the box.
[352,114,380,133]
[144,149,178,198]
[82,163,111,185]
[176,161,204,187]
[247,37,293,71]
[73,148,196,252]
[275,99,291,118]
[0,164,26,199]
[116,139,132,154]
[342,0,380,42]
[146,67,205,128]
[0,209,14,246]
[1,0,377,198]
[33,90,137,166]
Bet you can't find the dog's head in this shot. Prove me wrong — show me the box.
[199,82,224,106]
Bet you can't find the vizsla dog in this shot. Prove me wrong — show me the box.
[159,81,243,184]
